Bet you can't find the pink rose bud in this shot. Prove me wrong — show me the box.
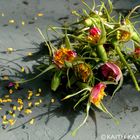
[101,62,122,83]
[90,82,106,106]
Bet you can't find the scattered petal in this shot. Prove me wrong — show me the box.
[35,93,40,97]
[7,48,14,53]
[51,99,55,103]
[21,21,25,26]
[13,106,17,111]
[8,119,16,126]
[9,89,13,94]
[28,102,32,107]
[29,119,35,124]
[9,19,15,23]
[37,13,44,17]
[24,109,32,114]
[27,52,32,56]
[21,67,25,73]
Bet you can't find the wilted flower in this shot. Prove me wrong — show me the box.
[74,63,92,82]
[8,82,14,87]
[53,47,77,68]
[134,48,140,58]
[101,62,122,83]
[87,27,101,44]
[116,29,131,42]
[90,82,106,106]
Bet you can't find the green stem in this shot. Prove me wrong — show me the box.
[114,41,140,91]
[96,44,108,62]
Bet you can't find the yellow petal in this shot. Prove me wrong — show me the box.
[7,48,14,53]
[9,19,15,23]
[4,95,10,98]
[29,119,35,124]
[21,21,25,26]
[28,102,32,107]
[37,13,44,17]
[9,89,13,94]
[35,93,40,97]
[34,102,40,106]
[2,75,9,80]
[3,115,7,120]
[51,99,55,103]
[27,52,32,56]
[8,119,16,125]
[24,109,32,114]
[38,88,42,93]
[13,106,17,111]
[21,67,25,73]
[39,99,42,103]
[12,114,16,118]
[2,120,8,125]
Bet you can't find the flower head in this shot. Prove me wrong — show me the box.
[90,83,106,106]
[87,27,101,44]
[134,48,140,58]
[116,29,131,42]
[74,63,92,82]
[101,62,122,83]
[53,47,77,68]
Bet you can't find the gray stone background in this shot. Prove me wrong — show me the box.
[0,0,140,140]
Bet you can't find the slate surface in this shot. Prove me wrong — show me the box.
[0,0,140,140]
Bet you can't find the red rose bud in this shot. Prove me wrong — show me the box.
[90,82,106,106]
[101,62,122,83]
[90,27,101,36]
[134,48,140,58]
[87,27,101,45]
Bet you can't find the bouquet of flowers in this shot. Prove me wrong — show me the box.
[19,0,140,135]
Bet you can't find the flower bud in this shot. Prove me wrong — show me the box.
[90,82,106,106]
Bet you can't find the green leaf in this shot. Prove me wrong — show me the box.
[72,100,91,136]
[17,64,55,84]
[96,102,119,125]
[74,93,89,109]
[62,87,90,101]
[65,33,71,49]
[51,71,62,91]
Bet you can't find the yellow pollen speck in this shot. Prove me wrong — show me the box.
[0,107,2,110]
[29,119,35,124]
[21,67,25,72]
[2,75,9,80]
[35,93,40,97]
[24,109,32,114]
[51,99,55,103]
[28,102,32,107]
[17,105,23,111]
[39,99,42,103]
[38,88,42,93]
[9,19,15,23]
[7,48,14,53]
[9,89,13,94]
[28,52,32,56]
[21,21,25,26]
[3,115,7,120]
[8,119,16,125]
[0,98,2,103]
[2,120,8,125]
[13,106,17,111]
[12,114,16,118]
[5,95,10,98]
[1,13,4,17]
[37,13,44,17]
[34,102,40,106]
